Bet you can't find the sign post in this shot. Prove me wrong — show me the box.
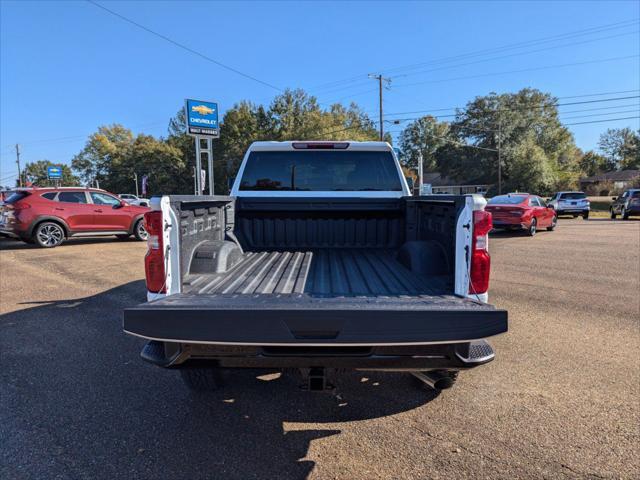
[185,99,219,195]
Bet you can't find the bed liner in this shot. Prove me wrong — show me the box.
[183,248,447,296]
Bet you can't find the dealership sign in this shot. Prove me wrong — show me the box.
[185,99,219,137]
[47,166,63,179]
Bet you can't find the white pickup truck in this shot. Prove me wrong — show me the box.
[124,141,507,392]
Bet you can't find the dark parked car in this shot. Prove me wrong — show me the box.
[0,187,149,247]
[485,193,556,236]
[610,189,640,220]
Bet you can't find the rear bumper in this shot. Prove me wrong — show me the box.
[556,208,589,214]
[491,219,527,229]
[0,228,20,239]
[139,339,497,371]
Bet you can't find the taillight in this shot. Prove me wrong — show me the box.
[469,210,492,295]
[144,211,166,293]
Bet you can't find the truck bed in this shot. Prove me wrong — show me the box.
[182,249,447,296]
[124,248,507,345]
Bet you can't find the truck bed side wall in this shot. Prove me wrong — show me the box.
[235,198,404,250]
[405,196,468,283]
[168,195,235,282]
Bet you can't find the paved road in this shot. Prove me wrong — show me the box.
[1,219,638,479]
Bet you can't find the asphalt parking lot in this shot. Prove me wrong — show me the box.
[1,218,638,480]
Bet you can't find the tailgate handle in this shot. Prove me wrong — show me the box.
[291,330,339,340]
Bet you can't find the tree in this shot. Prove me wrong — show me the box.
[598,128,640,170]
[578,150,608,177]
[22,160,78,187]
[71,124,134,187]
[427,88,579,194]
[398,116,451,170]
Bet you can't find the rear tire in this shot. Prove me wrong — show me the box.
[622,207,629,220]
[610,208,617,219]
[33,221,65,248]
[133,219,148,241]
[582,212,589,220]
[180,368,223,392]
[547,215,557,231]
[527,218,537,236]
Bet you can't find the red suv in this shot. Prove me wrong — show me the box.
[0,187,149,247]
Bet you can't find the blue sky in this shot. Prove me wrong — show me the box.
[1,0,638,185]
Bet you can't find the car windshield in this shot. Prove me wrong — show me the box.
[488,195,527,205]
[239,150,402,191]
[560,192,586,200]
[630,191,640,198]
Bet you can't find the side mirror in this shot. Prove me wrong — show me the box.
[113,201,125,209]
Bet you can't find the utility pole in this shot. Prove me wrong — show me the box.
[134,172,139,196]
[369,74,391,141]
[15,144,22,187]
[497,120,502,195]
[418,151,424,196]
[193,166,197,195]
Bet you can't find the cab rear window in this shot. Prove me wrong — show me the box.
[239,150,402,191]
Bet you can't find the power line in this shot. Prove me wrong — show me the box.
[391,55,639,89]
[323,54,638,106]
[381,20,639,76]
[564,116,639,126]
[387,31,638,81]
[308,19,639,93]
[319,29,637,98]
[86,0,282,92]
[385,93,640,117]
[561,109,639,120]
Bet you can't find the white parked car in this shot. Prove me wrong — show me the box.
[118,194,150,208]
[547,191,590,219]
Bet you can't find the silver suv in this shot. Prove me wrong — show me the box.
[547,191,590,219]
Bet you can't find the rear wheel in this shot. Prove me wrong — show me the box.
[547,215,557,231]
[622,207,629,220]
[582,212,589,220]
[610,208,617,219]
[180,368,223,392]
[33,222,65,248]
[527,218,537,236]
[133,219,148,241]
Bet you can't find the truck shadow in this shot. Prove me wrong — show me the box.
[1,280,438,479]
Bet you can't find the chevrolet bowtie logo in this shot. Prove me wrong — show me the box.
[191,104,214,115]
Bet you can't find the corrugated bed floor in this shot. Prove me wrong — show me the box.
[183,249,447,296]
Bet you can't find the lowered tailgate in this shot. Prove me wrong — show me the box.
[124,293,507,345]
